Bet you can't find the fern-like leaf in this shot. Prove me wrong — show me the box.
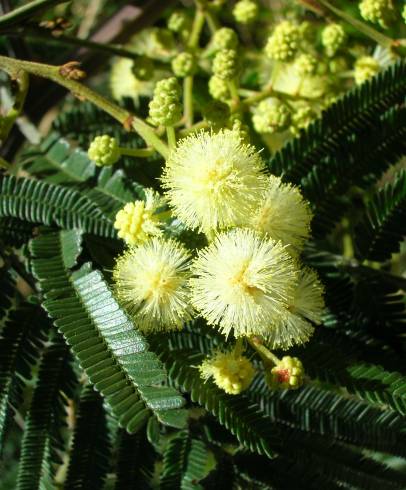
[0,175,115,237]
[21,133,96,184]
[355,170,406,261]
[29,230,188,431]
[64,385,111,490]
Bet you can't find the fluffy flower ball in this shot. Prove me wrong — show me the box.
[190,228,297,338]
[266,267,324,349]
[199,349,255,395]
[248,175,312,254]
[114,189,166,245]
[113,237,193,332]
[162,130,266,233]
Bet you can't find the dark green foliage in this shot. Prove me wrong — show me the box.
[16,335,71,490]
[113,429,155,490]
[64,385,111,490]
[21,133,96,184]
[0,304,50,455]
[160,431,208,489]
[29,230,187,431]
[0,175,115,237]
[0,218,35,247]
[151,339,281,459]
[268,61,406,237]
[355,170,406,261]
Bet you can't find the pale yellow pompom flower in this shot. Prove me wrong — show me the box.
[248,175,312,255]
[199,348,255,395]
[113,237,193,332]
[114,189,166,245]
[190,228,298,338]
[162,130,266,234]
[266,267,325,350]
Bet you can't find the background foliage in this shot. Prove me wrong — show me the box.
[0,0,406,488]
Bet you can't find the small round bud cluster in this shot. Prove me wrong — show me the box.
[167,10,190,33]
[294,53,317,76]
[233,0,259,24]
[212,49,239,81]
[208,75,230,101]
[267,356,305,390]
[290,103,316,136]
[209,0,227,11]
[88,135,120,166]
[132,56,154,81]
[212,27,238,50]
[171,52,196,77]
[354,56,380,85]
[199,349,256,395]
[265,21,300,62]
[231,118,250,144]
[252,98,290,134]
[149,77,182,126]
[203,100,230,129]
[321,23,346,57]
[359,0,394,28]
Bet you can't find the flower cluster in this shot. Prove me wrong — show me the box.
[112,130,325,394]
[149,77,182,126]
[265,21,300,61]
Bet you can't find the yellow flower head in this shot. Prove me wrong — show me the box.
[114,189,166,245]
[199,348,255,395]
[267,356,305,390]
[162,130,266,234]
[190,228,297,338]
[266,267,325,350]
[113,237,193,332]
[248,175,312,255]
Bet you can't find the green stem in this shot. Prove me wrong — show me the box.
[0,55,169,159]
[119,147,155,158]
[183,76,194,128]
[341,217,354,259]
[0,0,69,29]
[204,9,219,35]
[188,8,205,49]
[228,79,240,112]
[178,120,208,137]
[304,0,401,53]
[0,70,29,143]
[0,157,11,170]
[248,337,280,366]
[234,337,244,357]
[166,126,177,149]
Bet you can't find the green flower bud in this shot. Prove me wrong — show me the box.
[233,0,259,24]
[403,4,406,24]
[290,102,316,136]
[208,0,227,11]
[171,52,196,77]
[208,75,230,101]
[212,27,238,50]
[252,98,290,134]
[266,356,305,390]
[167,10,190,33]
[359,0,394,28]
[354,56,380,85]
[212,49,239,81]
[131,56,154,81]
[321,23,346,57]
[88,135,120,166]
[299,21,315,43]
[231,118,250,144]
[265,21,300,62]
[329,56,348,74]
[294,53,317,76]
[149,77,182,126]
[203,100,230,129]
